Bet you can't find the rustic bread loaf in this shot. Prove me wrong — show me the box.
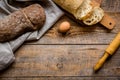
[53,0,84,15]
[53,0,104,26]
[22,4,46,30]
[0,4,46,42]
[83,7,104,25]
[53,0,93,20]
[75,0,93,20]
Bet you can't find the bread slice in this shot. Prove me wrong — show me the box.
[53,0,65,6]
[75,0,93,20]
[83,7,104,25]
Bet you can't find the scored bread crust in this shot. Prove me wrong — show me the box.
[22,4,46,30]
[0,4,46,42]
[53,0,84,15]
[75,0,93,20]
[83,7,104,25]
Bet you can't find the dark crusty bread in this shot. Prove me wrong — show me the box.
[22,4,46,30]
[0,4,46,42]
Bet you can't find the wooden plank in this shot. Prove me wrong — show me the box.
[101,0,120,12]
[1,77,120,80]
[95,77,120,80]
[0,77,92,80]
[27,32,116,45]
[0,77,120,80]
[0,45,120,77]
[26,13,120,45]
[47,13,120,33]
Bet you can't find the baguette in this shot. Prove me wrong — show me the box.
[53,0,84,15]
[0,4,46,42]
[53,0,104,26]
[75,0,93,20]
[83,7,104,25]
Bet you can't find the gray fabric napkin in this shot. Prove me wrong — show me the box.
[0,0,64,70]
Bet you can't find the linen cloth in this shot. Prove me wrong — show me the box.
[0,0,64,70]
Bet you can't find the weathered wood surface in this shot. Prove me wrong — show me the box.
[101,0,120,12]
[27,13,120,45]
[1,77,120,80]
[0,77,94,80]
[0,0,120,80]
[0,45,120,77]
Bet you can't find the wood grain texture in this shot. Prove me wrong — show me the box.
[0,77,120,80]
[27,13,120,45]
[0,0,120,80]
[101,0,120,12]
[95,77,120,80]
[0,77,92,80]
[0,45,120,77]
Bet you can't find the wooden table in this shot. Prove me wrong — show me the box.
[0,0,120,80]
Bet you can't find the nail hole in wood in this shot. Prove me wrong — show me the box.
[109,22,112,25]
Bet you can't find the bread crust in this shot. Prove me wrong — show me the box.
[63,0,84,15]
[83,7,104,25]
[53,0,84,15]
[0,4,46,42]
[81,0,100,20]
[75,0,93,20]
[53,0,104,26]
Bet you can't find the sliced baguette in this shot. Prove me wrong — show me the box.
[53,0,105,26]
[53,0,84,15]
[75,0,93,20]
[63,0,84,15]
[83,7,104,25]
